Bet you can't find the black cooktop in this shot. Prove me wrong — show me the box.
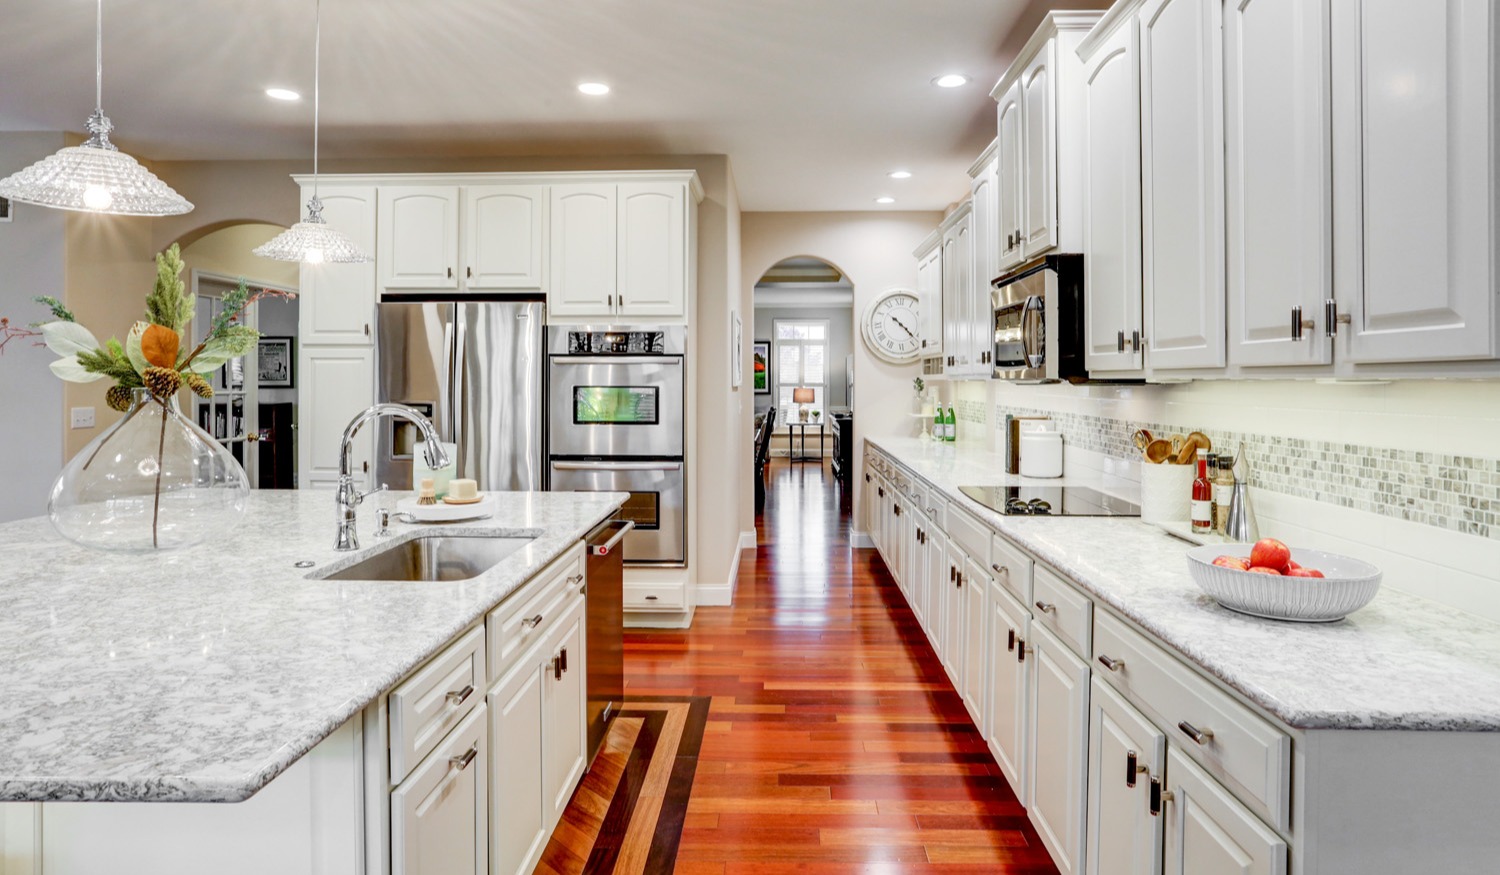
[959,485,1141,517]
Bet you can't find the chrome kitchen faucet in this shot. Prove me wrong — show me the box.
[335,404,449,551]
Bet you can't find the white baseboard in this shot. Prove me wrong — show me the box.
[850,530,874,549]
[696,532,755,608]
[739,530,758,550]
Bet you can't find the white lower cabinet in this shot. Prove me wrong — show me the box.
[986,581,1030,798]
[1087,678,1164,875]
[925,526,948,643]
[941,544,966,686]
[961,556,990,731]
[488,636,549,875]
[390,703,488,875]
[1027,623,1091,875]
[1163,748,1286,875]
[544,599,588,823]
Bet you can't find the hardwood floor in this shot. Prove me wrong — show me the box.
[542,458,1059,874]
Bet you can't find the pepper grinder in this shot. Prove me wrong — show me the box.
[1225,443,1259,543]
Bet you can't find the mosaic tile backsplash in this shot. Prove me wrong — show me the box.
[996,404,1500,541]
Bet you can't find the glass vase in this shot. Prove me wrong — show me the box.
[48,388,249,552]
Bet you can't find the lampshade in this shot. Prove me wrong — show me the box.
[792,387,815,404]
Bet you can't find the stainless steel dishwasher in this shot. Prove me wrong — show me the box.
[584,519,632,763]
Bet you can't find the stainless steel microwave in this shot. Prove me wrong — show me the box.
[990,254,1087,383]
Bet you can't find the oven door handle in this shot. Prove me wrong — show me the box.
[1021,295,1045,369]
[552,461,683,472]
[550,355,683,366]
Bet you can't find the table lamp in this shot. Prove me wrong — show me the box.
[793,387,814,421]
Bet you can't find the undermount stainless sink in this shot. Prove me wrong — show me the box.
[320,534,535,582]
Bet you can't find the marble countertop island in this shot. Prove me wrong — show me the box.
[866,435,1500,732]
[0,490,624,803]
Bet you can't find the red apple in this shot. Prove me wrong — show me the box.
[1212,555,1251,571]
[1247,566,1282,575]
[1250,538,1292,572]
[1286,559,1302,571]
[1288,568,1325,579]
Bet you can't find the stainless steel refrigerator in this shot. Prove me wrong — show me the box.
[375,298,545,492]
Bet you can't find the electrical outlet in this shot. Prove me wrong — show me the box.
[70,407,95,429]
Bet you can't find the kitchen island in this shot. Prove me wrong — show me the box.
[0,489,625,875]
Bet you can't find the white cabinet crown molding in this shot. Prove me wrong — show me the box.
[966,137,1000,178]
[291,169,704,203]
[991,10,1106,100]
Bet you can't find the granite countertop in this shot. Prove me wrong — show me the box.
[866,435,1500,732]
[0,490,625,804]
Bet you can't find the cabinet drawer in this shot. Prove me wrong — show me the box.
[990,534,1034,605]
[1093,611,1291,831]
[488,544,584,680]
[945,501,991,566]
[1032,565,1092,660]
[390,624,486,784]
[624,582,685,610]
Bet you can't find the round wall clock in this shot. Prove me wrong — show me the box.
[861,288,922,364]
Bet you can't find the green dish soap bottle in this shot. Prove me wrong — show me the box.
[944,404,957,442]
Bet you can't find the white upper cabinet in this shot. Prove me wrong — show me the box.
[1138,0,1226,371]
[1020,42,1058,259]
[997,83,1027,271]
[379,186,461,291]
[915,233,943,357]
[1225,0,1334,368]
[1080,19,1145,375]
[969,146,1001,375]
[940,204,974,376]
[548,184,619,319]
[1332,0,1496,364]
[299,185,377,346]
[463,185,546,291]
[617,182,689,319]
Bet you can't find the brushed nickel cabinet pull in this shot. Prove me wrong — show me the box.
[1097,654,1125,672]
[1126,750,1139,787]
[992,563,1008,576]
[447,267,453,279]
[1035,600,1055,613]
[522,614,544,628]
[448,745,478,772]
[445,684,474,707]
[1178,720,1213,745]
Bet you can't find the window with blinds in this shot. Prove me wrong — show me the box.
[774,319,829,425]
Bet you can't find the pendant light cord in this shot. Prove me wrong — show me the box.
[94,0,103,113]
[312,0,321,200]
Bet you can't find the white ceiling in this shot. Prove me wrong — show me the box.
[0,0,1067,211]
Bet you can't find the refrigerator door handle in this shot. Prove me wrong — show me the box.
[452,317,467,455]
[440,320,455,441]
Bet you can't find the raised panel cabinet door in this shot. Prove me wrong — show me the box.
[1026,624,1090,875]
[1225,0,1334,368]
[1139,0,1227,370]
[925,527,948,644]
[917,247,944,355]
[952,211,976,375]
[543,597,588,825]
[941,543,966,687]
[961,557,991,732]
[488,640,548,875]
[986,584,1029,800]
[1086,678,1165,875]
[1021,40,1059,259]
[969,155,1001,371]
[910,512,929,630]
[378,186,460,291]
[1163,748,1287,875]
[299,185,376,345]
[1332,0,1495,363]
[463,185,546,291]
[1081,24,1145,374]
[297,346,374,489]
[548,184,618,319]
[390,703,488,875]
[997,81,1026,271]
[617,182,688,319]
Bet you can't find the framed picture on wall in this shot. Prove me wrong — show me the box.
[753,341,771,394]
[257,336,294,388]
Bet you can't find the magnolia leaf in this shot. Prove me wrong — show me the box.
[40,321,100,359]
[125,322,151,376]
[187,333,258,373]
[141,324,181,370]
[49,357,107,383]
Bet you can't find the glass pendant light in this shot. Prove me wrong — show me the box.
[0,0,193,216]
[254,0,370,264]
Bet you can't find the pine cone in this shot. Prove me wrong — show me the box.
[142,366,183,398]
[182,372,214,399]
[105,385,135,412]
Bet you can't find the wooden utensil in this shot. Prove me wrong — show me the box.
[1144,439,1175,464]
[1133,429,1154,458]
[1173,431,1212,465]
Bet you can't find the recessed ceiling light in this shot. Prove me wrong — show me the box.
[578,82,611,96]
[888,170,912,180]
[875,196,896,205]
[265,87,301,101]
[932,74,970,88]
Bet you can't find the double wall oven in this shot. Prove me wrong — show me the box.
[547,327,686,566]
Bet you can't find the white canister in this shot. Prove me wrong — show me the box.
[1019,431,1064,478]
[1139,462,1195,524]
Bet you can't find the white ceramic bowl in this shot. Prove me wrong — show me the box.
[1185,544,1383,622]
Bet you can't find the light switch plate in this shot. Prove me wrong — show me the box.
[70,407,95,429]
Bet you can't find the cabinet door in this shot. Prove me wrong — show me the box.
[940,210,974,374]
[297,346,374,490]
[986,584,1029,800]
[378,186,460,291]
[1081,25,1145,374]
[548,185,618,320]
[463,185,546,291]
[997,82,1026,271]
[488,641,548,875]
[969,155,1000,373]
[1027,624,1090,875]
[1163,748,1287,875]
[1332,0,1495,363]
[544,597,588,824]
[1087,678,1165,875]
[917,247,944,356]
[1139,0,1226,370]
[941,544,966,687]
[617,182,688,320]
[1021,41,1059,259]
[961,557,991,732]
[299,185,376,345]
[925,527,948,644]
[1225,0,1333,368]
[390,703,488,875]
[890,495,906,591]
[909,514,928,629]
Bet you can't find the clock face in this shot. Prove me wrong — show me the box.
[862,290,922,364]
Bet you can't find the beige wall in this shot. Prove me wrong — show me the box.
[180,223,298,290]
[740,211,944,538]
